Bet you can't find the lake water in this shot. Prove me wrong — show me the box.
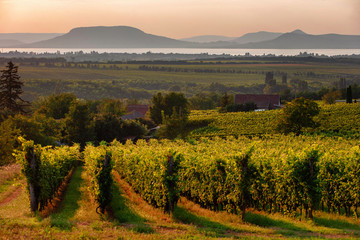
[1,48,360,56]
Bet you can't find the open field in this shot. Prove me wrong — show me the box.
[5,59,359,101]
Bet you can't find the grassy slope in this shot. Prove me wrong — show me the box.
[1,166,360,239]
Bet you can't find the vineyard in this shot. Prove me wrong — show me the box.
[2,135,360,239]
[188,103,360,138]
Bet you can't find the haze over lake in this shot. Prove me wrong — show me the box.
[2,48,360,56]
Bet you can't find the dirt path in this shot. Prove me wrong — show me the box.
[0,185,23,206]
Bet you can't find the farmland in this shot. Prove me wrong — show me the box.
[2,57,360,239]
[4,58,359,101]
[2,135,360,239]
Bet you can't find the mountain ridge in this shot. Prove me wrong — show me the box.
[4,26,360,49]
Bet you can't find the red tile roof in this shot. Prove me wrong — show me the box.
[234,94,280,109]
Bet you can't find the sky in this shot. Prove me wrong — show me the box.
[0,0,359,38]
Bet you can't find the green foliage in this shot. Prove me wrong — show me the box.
[0,119,20,166]
[322,90,341,105]
[111,140,182,212]
[149,93,163,124]
[82,135,360,219]
[179,143,255,219]
[0,61,29,115]
[96,98,125,117]
[188,92,219,110]
[219,92,233,112]
[157,109,187,139]
[35,93,76,119]
[346,85,352,103]
[15,138,80,211]
[83,145,113,214]
[93,114,147,143]
[4,113,61,146]
[63,101,94,147]
[149,92,189,125]
[275,97,320,135]
[225,102,257,113]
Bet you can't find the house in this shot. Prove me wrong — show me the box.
[121,104,149,120]
[234,94,281,110]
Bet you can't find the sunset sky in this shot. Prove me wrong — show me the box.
[0,0,359,38]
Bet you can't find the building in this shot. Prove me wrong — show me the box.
[121,105,149,120]
[234,94,281,110]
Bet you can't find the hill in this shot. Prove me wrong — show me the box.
[11,27,360,49]
[0,39,24,47]
[24,26,198,48]
[180,35,236,43]
[0,33,63,44]
[232,31,283,44]
[238,30,360,49]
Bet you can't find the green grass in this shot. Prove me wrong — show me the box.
[314,216,360,231]
[50,166,83,229]
[111,180,153,233]
[173,206,238,237]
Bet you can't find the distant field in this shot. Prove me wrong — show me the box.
[9,60,360,101]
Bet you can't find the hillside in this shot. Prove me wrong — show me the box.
[0,39,24,47]
[180,35,236,43]
[25,26,198,48]
[0,33,63,44]
[13,27,360,49]
[238,30,360,49]
[232,31,283,44]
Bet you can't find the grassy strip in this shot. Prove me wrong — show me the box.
[50,166,83,229]
[111,176,153,233]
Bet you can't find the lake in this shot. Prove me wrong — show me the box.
[1,48,360,56]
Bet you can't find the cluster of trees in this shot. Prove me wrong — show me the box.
[0,62,152,165]
[138,65,264,74]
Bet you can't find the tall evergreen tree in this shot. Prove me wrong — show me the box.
[346,85,352,103]
[0,61,29,115]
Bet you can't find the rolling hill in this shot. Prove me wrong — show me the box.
[24,26,198,48]
[12,26,360,49]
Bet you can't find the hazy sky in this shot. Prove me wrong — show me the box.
[0,0,359,38]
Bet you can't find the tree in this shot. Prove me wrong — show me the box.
[149,93,164,124]
[219,92,233,112]
[323,90,341,105]
[275,97,320,135]
[35,93,76,119]
[97,98,125,117]
[0,61,29,115]
[157,109,187,139]
[149,92,189,125]
[0,119,20,166]
[63,102,94,148]
[346,85,352,103]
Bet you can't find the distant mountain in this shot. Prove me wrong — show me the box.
[0,39,24,47]
[232,31,283,44]
[14,27,360,49]
[180,35,236,43]
[237,30,360,49]
[24,26,198,48]
[0,33,63,44]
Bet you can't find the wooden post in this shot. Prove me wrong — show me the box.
[101,154,111,214]
[308,157,314,219]
[26,147,38,212]
[104,154,110,169]
[241,157,248,221]
[167,155,174,214]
